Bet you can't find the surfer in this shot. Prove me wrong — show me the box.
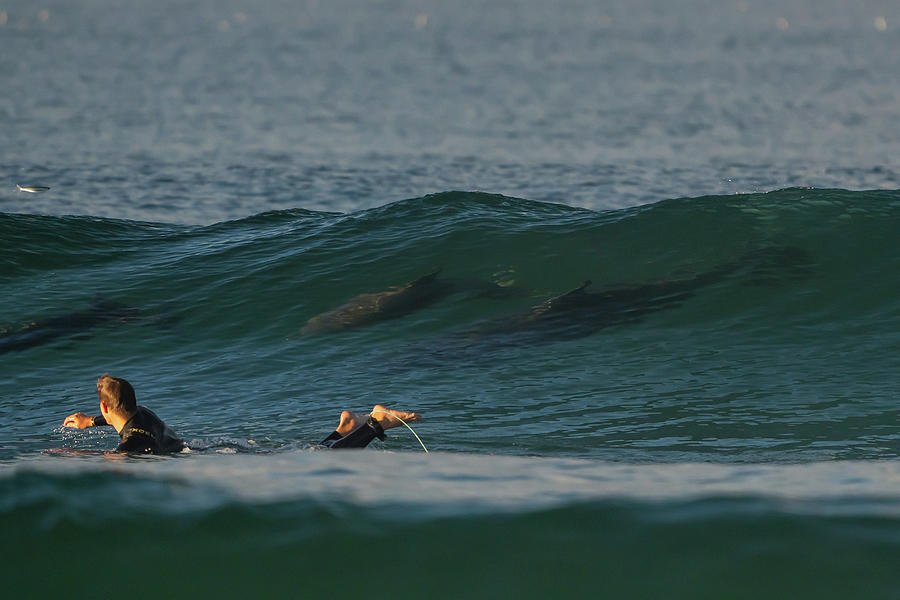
[63,374,185,454]
[63,374,421,453]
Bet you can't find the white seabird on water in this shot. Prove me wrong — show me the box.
[16,184,51,193]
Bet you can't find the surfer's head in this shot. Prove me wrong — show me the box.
[96,374,137,416]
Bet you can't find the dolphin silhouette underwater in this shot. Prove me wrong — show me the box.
[301,246,813,344]
[455,245,814,346]
[393,245,815,358]
[302,269,451,334]
[0,298,139,355]
[301,268,531,334]
[463,270,723,344]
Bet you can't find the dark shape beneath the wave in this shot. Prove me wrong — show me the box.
[302,269,452,334]
[0,297,139,355]
[452,245,815,347]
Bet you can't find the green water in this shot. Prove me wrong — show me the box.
[3,189,899,597]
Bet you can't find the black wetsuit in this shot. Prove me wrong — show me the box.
[93,406,185,454]
[320,416,387,449]
[93,408,385,452]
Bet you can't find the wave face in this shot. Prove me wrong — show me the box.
[3,189,900,598]
[2,189,898,460]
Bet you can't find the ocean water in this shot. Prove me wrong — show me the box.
[2,1,900,598]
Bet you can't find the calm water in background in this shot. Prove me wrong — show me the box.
[3,0,900,222]
[2,1,900,598]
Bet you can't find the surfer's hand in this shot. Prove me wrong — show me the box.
[63,412,93,428]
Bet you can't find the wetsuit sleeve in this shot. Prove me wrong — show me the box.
[92,414,108,427]
[320,417,386,449]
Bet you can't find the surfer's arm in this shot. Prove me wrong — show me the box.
[62,412,108,428]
